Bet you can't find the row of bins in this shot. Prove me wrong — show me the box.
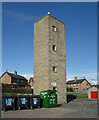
[2,94,42,111]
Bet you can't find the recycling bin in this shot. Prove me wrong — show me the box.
[29,94,42,109]
[2,94,17,111]
[16,94,29,110]
[40,90,58,108]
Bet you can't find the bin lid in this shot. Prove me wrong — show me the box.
[40,90,56,93]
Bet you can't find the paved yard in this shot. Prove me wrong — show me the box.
[2,99,98,118]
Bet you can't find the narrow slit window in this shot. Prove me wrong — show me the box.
[52,25,57,31]
[53,66,57,72]
[53,87,57,90]
[53,45,56,51]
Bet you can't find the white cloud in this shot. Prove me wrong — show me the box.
[22,74,33,81]
[3,9,36,23]
[67,72,97,85]
[22,72,98,85]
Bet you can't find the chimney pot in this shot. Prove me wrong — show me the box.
[14,70,17,75]
[75,77,77,81]
[83,77,85,79]
[5,69,7,72]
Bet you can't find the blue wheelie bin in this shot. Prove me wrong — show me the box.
[29,94,42,109]
[2,94,17,111]
[16,94,29,110]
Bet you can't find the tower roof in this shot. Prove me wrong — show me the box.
[34,13,65,25]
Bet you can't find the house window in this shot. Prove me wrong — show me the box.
[52,25,57,31]
[53,45,56,51]
[13,79,15,83]
[1,77,3,81]
[86,83,88,86]
[17,79,19,82]
[73,84,75,87]
[21,80,23,83]
[53,66,57,72]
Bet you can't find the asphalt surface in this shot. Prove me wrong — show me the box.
[2,99,98,118]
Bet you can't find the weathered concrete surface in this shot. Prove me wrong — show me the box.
[2,99,98,118]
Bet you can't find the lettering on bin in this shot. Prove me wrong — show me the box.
[21,98,26,104]
[33,98,37,104]
[41,92,47,95]
[50,99,55,104]
[50,95,55,98]
[6,98,12,106]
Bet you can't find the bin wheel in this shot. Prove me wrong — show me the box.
[18,107,21,110]
[13,108,15,110]
[30,107,32,109]
[38,106,41,109]
[3,108,7,111]
[27,107,29,109]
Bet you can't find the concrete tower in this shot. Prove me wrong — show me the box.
[34,13,67,104]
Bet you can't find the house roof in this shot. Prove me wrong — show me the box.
[91,84,99,89]
[1,72,28,81]
[67,79,91,85]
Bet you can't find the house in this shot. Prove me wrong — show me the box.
[29,77,34,88]
[0,70,28,88]
[91,84,99,89]
[67,77,91,91]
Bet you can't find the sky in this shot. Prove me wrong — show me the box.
[2,2,97,84]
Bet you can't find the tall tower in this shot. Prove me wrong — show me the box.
[34,13,67,104]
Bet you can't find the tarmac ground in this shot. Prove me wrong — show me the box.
[2,99,98,118]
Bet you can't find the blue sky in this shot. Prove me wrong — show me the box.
[2,2,97,84]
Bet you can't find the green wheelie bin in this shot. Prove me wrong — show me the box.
[40,90,58,108]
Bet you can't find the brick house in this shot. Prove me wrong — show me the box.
[29,77,34,88]
[0,70,28,87]
[67,77,91,91]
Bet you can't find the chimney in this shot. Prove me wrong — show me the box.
[5,69,7,72]
[83,76,85,79]
[14,70,17,75]
[75,77,77,81]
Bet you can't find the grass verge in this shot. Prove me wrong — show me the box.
[67,93,88,99]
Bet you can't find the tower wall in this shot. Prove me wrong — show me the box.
[34,15,50,94]
[49,16,67,104]
[34,14,67,104]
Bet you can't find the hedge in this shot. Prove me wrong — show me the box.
[2,87,33,94]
